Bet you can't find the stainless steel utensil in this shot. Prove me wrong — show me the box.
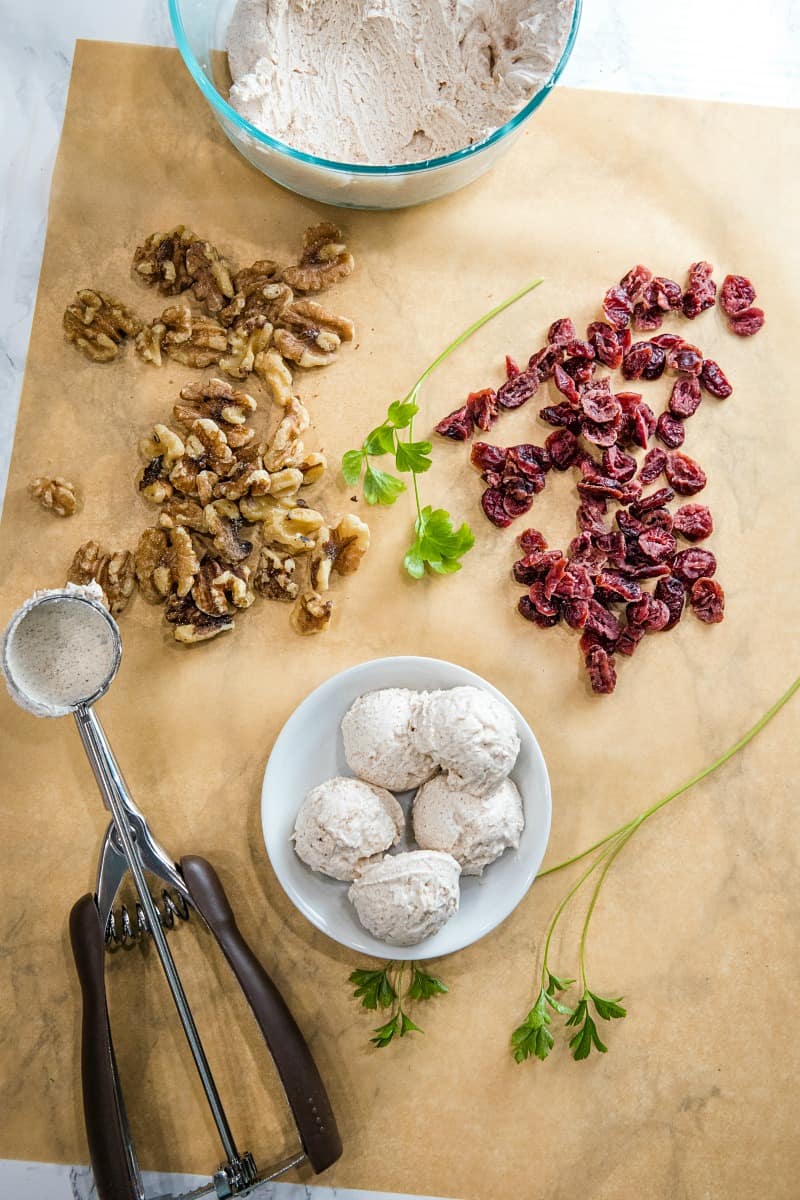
[2,589,341,1200]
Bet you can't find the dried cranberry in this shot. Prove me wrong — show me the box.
[642,344,666,381]
[584,645,617,694]
[602,445,637,482]
[529,580,561,616]
[481,487,513,527]
[471,442,507,474]
[622,342,654,381]
[507,443,551,475]
[563,339,595,360]
[630,400,657,450]
[616,624,646,656]
[594,571,642,602]
[640,507,673,533]
[435,404,473,440]
[587,321,624,369]
[728,306,765,337]
[512,549,561,583]
[548,317,577,345]
[672,547,717,583]
[665,451,707,495]
[577,501,608,534]
[654,576,686,630]
[539,402,581,431]
[643,276,683,311]
[518,595,560,628]
[656,412,685,449]
[505,355,521,379]
[503,491,535,519]
[545,428,580,470]
[616,509,644,537]
[585,599,622,644]
[577,477,624,500]
[669,376,702,417]
[466,389,499,432]
[673,504,713,542]
[631,486,675,515]
[581,418,619,448]
[638,528,677,561]
[518,528,548,554]
[626,562,672,581]
[593,531,627,565]
[666,342,703,376]
[720,274,756,317]
[569,531,601,561]
[682,261,717,319]
[561,356,596,385]
[619,264,653,301]
[554,564,594,600]
[603,285,634,330]
[580,378,620,423]
[540,556,567,599]
[617,479,643,506]
[650,332,684,349]
[700,359,733,398]
[690,577,725,623]
[627,594,670,632]
[638,448,667,484]
[497,369,539,410]
[553,363,581,404]
[633,304,663,332]
[563,599,590,629]
[528,344,564,381]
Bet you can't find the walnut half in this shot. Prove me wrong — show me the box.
[29,476,78,517]
[135,526,199,604]
[67,540,135,615]
[291,590,333,635]
[310,513,370,592]
[164,592,234,644]
[282,223,355,293]
[64,289,143,363]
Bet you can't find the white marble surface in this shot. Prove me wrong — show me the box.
[0,2,797,1196]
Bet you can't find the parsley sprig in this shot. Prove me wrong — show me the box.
[342,278,544,578]
[349,962,448,1047]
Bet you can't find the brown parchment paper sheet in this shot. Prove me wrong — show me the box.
[1,39,799,1200]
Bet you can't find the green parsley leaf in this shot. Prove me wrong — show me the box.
[341,449,365,487]
[364,424,396,456]
[349,967,397,1011]
[569,1011,608,1060]
[395,439,433,475]
[403,545,426,580]
[370,1012,403,1048]
[399,1010,423,1036]
[564,995,587,1028]
[407,967,448,1002]
[511,990,555,1062]
[363,464,406,506]
[588,991,627,1021]
[548,972,575,993]
[403,506,475,578]
[386,400,419,428]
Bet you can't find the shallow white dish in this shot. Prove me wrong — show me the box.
[261,656,551,960]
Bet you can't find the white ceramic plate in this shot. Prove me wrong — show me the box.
[261,657,551,961]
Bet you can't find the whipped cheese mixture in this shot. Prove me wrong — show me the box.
[227,0,575,165]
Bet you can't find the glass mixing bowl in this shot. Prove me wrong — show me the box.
[168,0,582,211]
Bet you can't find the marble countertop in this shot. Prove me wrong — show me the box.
[0,2,797,1197]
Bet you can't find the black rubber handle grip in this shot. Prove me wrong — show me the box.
[69,894,140,1200]
[181,855,342,1174]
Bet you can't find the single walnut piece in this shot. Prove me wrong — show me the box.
[259,498,324,553]
[185,239,235,315]
[67,541,135,615]
[220,262,285,328]
[203,500,254,564]
[132,226,198,295]
[135,526,199,604]
[263,398,310,471]
[310,513,371,592]
[214,461,272,501]
[136,307,228,368]
[253,545,299,602]
[164,592,234,643]
[28,476,79,517]
[137,424,185,501]
[279,298,355,344]
[273,327,341,369]
[298,451,327,486]
[185,418,236,478]
[138,458,173,504]
[254,347,294,406]
[282,223,355,293]
[169,455,219,506]
[64,289,143,363]
[237,468,303,519]
[219,323,273,380]
[173,378,257,429]
[192,558,255,616]
[158,497,207,531]
[291,589,333,635]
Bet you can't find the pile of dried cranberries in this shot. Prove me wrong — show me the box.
[435,264,764,694]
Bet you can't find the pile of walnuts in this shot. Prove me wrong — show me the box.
[63,223,369,642]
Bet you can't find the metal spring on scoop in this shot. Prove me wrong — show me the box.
[104,888,190,949]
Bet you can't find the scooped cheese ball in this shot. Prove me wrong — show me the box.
[411,685,520,797]
[293,776,404,881]
[348,850,461,946]
[413,773,524,875]
[341,687,437,791]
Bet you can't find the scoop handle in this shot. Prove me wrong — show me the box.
[180,855,342,1175]
[69,894,141,1200]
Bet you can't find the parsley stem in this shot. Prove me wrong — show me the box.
[538,673,800,882]
[579,825,639,989]
[540,837,617,989]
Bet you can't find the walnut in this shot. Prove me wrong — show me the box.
[132,226,198,295]
[173,378,257,429]
[238,468,303,519]
[253,545,299,602]
[136,307,228,368]
[254,347,294,406]
[273,327,340,369]
[263,398,310,472]
[67,541,135,615]
[28,476,78,517]
[291,590,333,635]
[158,497,207,531]
[298,452,327,486]
[258,498,324,553]
[166,315,229,368]
[282,223,354,293]
[214,461,272,502]
[64,289,143,362]
[137,423,186,503]
[310,513,371,592]
[164,592,233,643]
[192,558,254,615]
[219,261,285,327]
[138,458,173,504]
[185,240,235,315]
[279,298,355,344]
[169,455,218,505]
[185,418,236,478]
[219,323,273,380]
[135,526,199,604]
[203,500,254,564]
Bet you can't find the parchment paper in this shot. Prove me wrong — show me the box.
[0,40,798,1200]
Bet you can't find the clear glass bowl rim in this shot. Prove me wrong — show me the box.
[168,0,583,176]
